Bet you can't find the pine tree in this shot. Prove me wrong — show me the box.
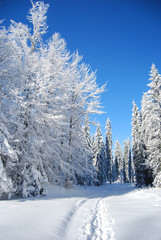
[132,101,146,187]
[140,92,153,186]
[148,65,161,185]
[93,124,106,185]
[105,118,113,183]
[113,140,123,182]
[123,138,131,183]
[128,140,133,183]
[130,156,136,183]
[78,115,94,185]
[141,65,161,186]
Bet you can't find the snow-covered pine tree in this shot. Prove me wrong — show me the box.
[148,65,161,186]
[82,115,94,185]
[130,156,136,183]
[140,92,153,186]
[142,65,161,186]
[128,140,133,183]
[113,140,123,182]
[131,101,147,187]
[123,138,131,183]
[93,124,106,185]
[105,118,113,183]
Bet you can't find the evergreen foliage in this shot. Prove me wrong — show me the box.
[105,118,113,183]
[123,138,131,183]
[92,124,106,185]
[131,64,161,187]
[141,65,161,186]
[132,101,147,187]
[113,140,123,183]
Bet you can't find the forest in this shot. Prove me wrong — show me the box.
[0,1,161,200]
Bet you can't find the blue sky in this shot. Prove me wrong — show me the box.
[1,0,161,148]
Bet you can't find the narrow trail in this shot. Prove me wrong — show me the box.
[58,193,115,240]
[76,198,115,240]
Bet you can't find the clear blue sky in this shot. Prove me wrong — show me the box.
[1,0,161,148]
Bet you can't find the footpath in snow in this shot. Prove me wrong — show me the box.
[0,183,161,240]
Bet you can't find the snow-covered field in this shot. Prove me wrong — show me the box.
[0,183,161,240]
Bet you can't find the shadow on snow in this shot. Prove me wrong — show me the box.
[11,183,136,202]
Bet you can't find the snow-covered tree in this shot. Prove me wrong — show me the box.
[0,23,20,198]
[0,1,105,197]
[132,64,161,187]
[113,140,123,182]
[140,92,153,186]
[123,138,131,183]
[93,124,106,185]
[82,116,94,185]
[105,118,113,183]
[5,1,50,197]
[83,115,91,149]
[141,65,161,186]
[131,101,147,187]
[147,65,161,185]
[130,156,135,183]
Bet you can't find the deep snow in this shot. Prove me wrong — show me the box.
[0,183,161,240]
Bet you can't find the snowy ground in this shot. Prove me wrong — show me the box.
[0,183,161,240]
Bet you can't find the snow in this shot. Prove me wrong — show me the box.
[0,183,161,240]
